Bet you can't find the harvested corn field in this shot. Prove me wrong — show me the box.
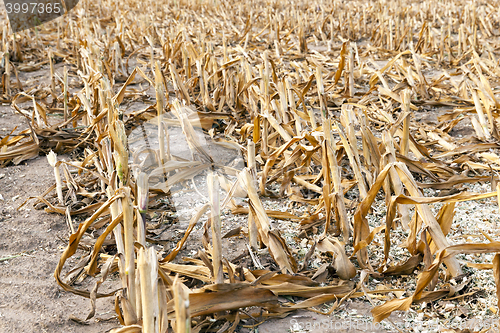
[2,0,500,332]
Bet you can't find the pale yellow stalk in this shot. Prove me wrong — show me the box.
[207,171,223,284]
[122,187,137,315]
[173,276,191,333]
[47,151,64,205]
[154,62,166,165]
[137,172,149,246]
[138,247,158,333]
[63,66,68,124]
[247,140,258,250]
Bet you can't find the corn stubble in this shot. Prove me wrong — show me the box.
[3,0,500,330]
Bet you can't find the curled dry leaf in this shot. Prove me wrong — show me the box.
[317,238,356,280]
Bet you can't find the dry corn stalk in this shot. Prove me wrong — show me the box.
[173,276,190,333]
[46,150,64,205]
